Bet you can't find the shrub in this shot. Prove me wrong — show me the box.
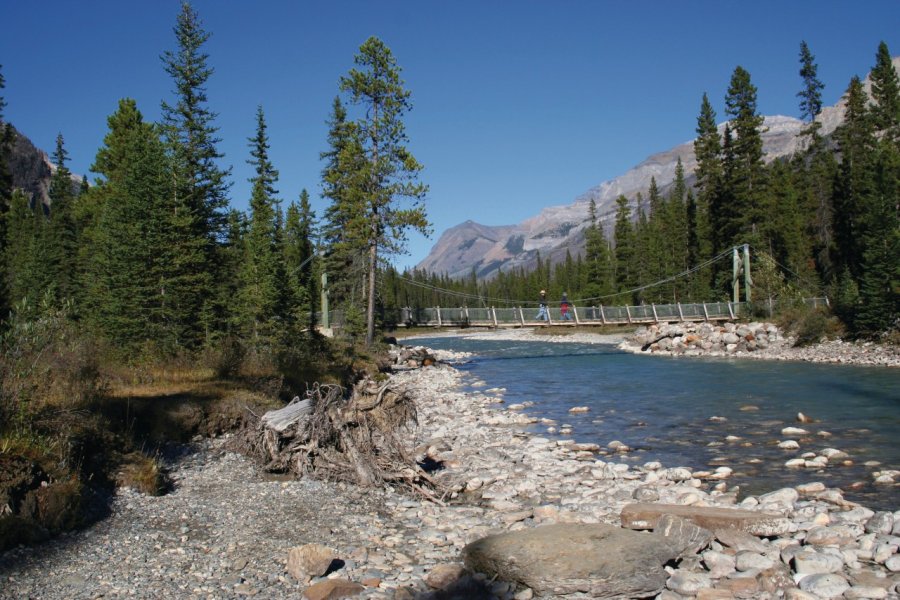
[1,299,106,430]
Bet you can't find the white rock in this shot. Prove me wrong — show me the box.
[885,554,900,571]
[664,467,693,482]
[792,550,844,575]
[759,487,799,507]
[779,440,800,450]
[798,573,850,598]
[782,427,809,436]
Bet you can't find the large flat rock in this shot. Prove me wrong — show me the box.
[462,523,677,598]
[620,503,791,537]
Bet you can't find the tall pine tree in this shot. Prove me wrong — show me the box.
[338,36,429,345]
[237,106,287,345]
[870,41,900,141]
[86,99,178,349]
[161,1,231,345]
[723,66,766,244]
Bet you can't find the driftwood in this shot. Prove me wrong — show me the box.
[642,333,680,352]
[236,379,446,503]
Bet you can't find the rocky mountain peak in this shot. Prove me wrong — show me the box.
[418,57,899,280]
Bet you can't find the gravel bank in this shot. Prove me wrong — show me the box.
[2,355,898,599]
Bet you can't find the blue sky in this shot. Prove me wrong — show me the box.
[2,1,899,270]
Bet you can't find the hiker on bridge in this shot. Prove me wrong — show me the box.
[535,290,549,321]
[560,292,573,321]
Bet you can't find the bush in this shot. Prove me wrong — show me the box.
[777,305,844,347]
[202,335,246,379]
[1,299,106,430]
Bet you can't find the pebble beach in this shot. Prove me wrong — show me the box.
[1,330,899,599]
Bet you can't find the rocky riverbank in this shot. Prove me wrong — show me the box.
[618,322,900,368]
[2,355,899,599]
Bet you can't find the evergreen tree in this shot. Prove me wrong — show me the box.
[284,189,317,329]
[583,198,614,300]
[869,41,900,140]
[320,96,367,335]
[161,1,231,344]
[0,65,14,317]
[664,159,690,300]
[721,66,767,252]
[42,133,80,305]
[833,76,876,280]
[797,41,825,140]
[855,140,900,334]
[86,99,179,349]
[767,159,813,286]
[794,42,837,281]
[238,106,287,345]
[3,190,43,309]
[613,194,636,297]
[339,36,429,345]
[693,93,720,290]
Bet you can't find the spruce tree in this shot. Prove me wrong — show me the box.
[693,93,720,290]
[338,36,429,345]
[284,189,317,329]
[797,41,825,141]
[3,190,42,310]
[161,1,231,345]
[721,66,767,252]
[664,159,690,300]
[320,96,367,330]
[833,76,876,281]
[583,198,614,300]
[613,195,636,297]
[238,106,287,345]
[854,140,900,335]
[86,99,179,349]
[41,133,80,305]
[870,41,900,140]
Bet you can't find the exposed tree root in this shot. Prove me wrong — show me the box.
[231,376,446,502]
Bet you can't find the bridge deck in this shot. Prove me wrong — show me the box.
[395,301,747,328]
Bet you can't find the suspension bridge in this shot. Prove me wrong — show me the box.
[319,245,829,330]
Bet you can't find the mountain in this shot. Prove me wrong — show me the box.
[4,125,81,208]
[417,57,899,280]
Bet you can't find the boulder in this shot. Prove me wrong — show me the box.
[287,544,340,582]
[301,579,364,600]
[462,523,678,598]
[620,503,791,537]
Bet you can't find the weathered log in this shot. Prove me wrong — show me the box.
[641,333,679,352]
[260,398,313,433]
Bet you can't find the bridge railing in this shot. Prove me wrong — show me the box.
[317,297,829,329]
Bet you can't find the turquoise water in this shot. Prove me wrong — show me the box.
[415,336,900,510]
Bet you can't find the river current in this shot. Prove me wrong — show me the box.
[414,335,900,511]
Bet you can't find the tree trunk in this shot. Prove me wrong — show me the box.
[366,238,377,346]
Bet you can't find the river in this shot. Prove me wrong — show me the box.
[414,335,900,511]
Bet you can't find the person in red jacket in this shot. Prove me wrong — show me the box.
[560,292,573,321]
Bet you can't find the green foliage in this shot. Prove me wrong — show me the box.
[792,308,831,347]
[870,41,900,140]
[236,106,288,346]
[160,1,231,346]
[797,41,824,138]
[336,36,430,345]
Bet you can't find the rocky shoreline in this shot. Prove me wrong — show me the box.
[617,321,900,368]
[1,352,899,599]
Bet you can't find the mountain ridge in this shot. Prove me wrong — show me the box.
[417,57,899,280]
